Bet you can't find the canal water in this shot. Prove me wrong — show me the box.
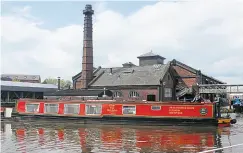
[1,116,243,153]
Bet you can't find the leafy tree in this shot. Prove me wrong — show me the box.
[42,77,72,89]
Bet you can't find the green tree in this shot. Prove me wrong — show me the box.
[42,77,72,89]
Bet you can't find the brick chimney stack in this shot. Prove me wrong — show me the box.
[80,4,94,89]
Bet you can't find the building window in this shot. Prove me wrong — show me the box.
[85,104,102,115]
[26,104,39,113]
[64,104,80,114]
[45,104,58,113]
[129,91,139,98]
[164,88,172,98]
[113,91,122,98]
[122,106,136,115]
[147,94,156,101]
[151,106,161,111]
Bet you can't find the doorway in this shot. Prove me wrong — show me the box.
[147,94,156,101]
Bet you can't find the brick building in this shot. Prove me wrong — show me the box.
[72,4,224,102]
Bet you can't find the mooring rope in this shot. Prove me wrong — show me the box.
[199,143,243,153]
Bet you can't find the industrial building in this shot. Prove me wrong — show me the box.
[71,4,224,102]
[1,74,41,83]
[1,81,57,106]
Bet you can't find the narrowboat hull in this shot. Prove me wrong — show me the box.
[14,99,236,126]
[14,113,218,126]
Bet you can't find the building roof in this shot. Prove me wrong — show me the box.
[172,59,225,87]
[72,66,101,81]
[89,62,170,87]
[44,89,113,97]
[137,51,166,59]
[1,74,41,81]
[1,81,57,92]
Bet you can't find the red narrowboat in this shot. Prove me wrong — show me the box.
[15,98,236,126]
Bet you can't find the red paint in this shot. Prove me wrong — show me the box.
[101,128,122,143]
[78,128,87,149]
[57,129,64,141]
[17,101,26,113]
[218,123,231,127]
[58,103,64,114]
[38,128,45,146]
[136,105,214,118]
[0,107,5,112]
[39,103,44,113]
[79,104,85,115]
[159,133,214,148]
[16,99,215,120]
[102,104,123,115]
[38,128,44,135]
[136,131,153,148]
[136,131,215,152]
[16,129,25,136]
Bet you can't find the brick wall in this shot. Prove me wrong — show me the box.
[113,89,159,101]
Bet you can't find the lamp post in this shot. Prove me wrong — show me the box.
[57,77,61,90]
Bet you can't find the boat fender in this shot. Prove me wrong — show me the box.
[230,119,237,124]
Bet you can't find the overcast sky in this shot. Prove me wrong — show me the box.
[1,0,243,83]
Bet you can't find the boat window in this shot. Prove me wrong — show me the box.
[151,106,161,111]
[26,104,39,113]
[86,104,102,115]
[64,104,80,114]
[45,103,58,113]
[122,106,136,115]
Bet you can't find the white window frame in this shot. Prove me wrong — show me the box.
[85,104,102,115]
[26,103,40,113]
[164,88,172,98]
[44,103,59,114]
[151,105,161,111]
[113,91,122,98]
[64,104,80,115]
[129,91,139,98]
[122,105,136,115]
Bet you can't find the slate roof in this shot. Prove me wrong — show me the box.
[89,62,170,87]
[137,51,166,59]
[44,89,113,97]
[1,74,41,81]
[1,81,57,92]
[72,66,101,81]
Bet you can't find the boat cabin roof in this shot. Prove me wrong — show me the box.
[18,98,214,105]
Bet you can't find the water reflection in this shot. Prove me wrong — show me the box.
[1,119,243,153]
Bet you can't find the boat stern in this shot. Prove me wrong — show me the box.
[218,117,237,127]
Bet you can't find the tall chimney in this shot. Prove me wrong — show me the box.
[81,4,94,89]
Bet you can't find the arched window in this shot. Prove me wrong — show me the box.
[129,91,139,98]
[113,91,122,98]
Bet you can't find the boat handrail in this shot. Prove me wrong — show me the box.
[198,143,243,153]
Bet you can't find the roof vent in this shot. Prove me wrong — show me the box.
[122,62,136,68]
[123,69,134,74]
